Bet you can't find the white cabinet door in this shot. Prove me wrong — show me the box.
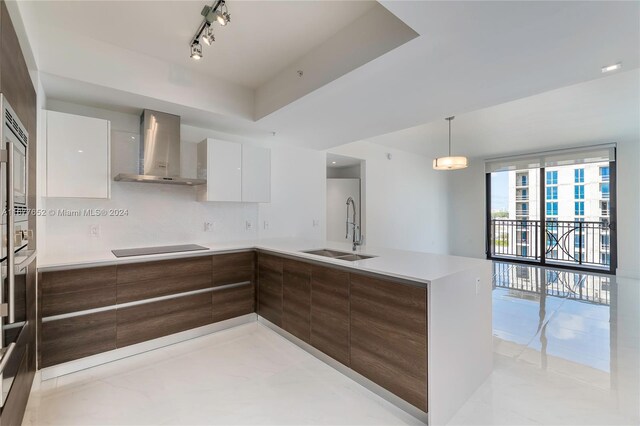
[203,139,242,202]
[46,111,110,198]
[241,145,271,202]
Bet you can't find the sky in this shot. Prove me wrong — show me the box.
[491,172,509,211]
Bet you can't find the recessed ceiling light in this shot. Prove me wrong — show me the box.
[601,62,622,73]
[332,161,337,164]
[77,150,84,153]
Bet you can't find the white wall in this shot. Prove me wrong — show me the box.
[615,139,640,278]
[327,178,360,243]
[328,141,450,254]
[446,159,486,259]
[447,140,640,278]
[39,100,325,258]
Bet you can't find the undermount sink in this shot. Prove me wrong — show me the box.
[301,249,376,262]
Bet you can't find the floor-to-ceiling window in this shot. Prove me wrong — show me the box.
[486,145,617,274]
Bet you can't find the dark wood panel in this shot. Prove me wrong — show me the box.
[116,293,213,348]
[117,257,212,303]
[350,274,427,411]
[212,251,254,287]
[310,265,350,366]
[41,266,117,317]
[0,340,30,426]
[117,256,212,283]
[1,0,22,117]
[282,259,311,343]
[257,254,283,326]
[212,283,255,323]
[117,272,211,303]
[40,311,117,368]
[0,2,37,424]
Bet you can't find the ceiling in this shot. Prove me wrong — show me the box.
[368,70,640,159]
[24,0,376,89]
[257,1,640,149]
[13,0,640,155]
[326,153,363,169]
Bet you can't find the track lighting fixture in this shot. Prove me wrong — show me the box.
[189,0,231,60]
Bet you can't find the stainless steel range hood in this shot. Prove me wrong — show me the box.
[114,110,205,186]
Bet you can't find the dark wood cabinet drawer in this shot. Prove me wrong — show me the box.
[282,259,311,343]
[310,265,350,366]
[350,274,427,411]
[116,293,213,348]
[41,266,117,317]
[212,283,255,323]
[117,257,212,303]
[257,254,283,326]
[40,310,117,368]
[212,252,254,287]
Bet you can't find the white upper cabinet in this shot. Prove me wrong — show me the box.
[197,138,270,203]
[45,111,111,199]
[242,144,271,203]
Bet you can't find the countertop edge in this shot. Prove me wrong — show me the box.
[37,241,489,285]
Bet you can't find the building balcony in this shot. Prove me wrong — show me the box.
[490,219,611,270]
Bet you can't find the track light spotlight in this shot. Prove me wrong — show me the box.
[202,24,215,45]
[190,42,202,60]
[215,10,230,26]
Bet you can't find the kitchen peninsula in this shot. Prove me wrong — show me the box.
[38,239,492,425]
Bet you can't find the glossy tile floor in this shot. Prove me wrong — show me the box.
[23,262,639,425]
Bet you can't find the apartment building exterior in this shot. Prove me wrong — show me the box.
[495,162,611,269]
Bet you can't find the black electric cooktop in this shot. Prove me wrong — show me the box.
[111,244,208,258]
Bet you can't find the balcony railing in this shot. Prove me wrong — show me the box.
[490,219,612,270]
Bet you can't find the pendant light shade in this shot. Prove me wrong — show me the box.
[433,116,468,170]
[433,156,468,170]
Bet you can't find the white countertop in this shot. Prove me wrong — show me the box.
[37,238,489,284]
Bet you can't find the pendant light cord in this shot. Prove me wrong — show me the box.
[448,118,451,156]
[446,116,455,156]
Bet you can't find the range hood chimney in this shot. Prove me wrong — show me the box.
[114,110,206,186]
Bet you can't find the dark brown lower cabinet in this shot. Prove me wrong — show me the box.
[282,259,311,343]
[40,265,117,317]
[350,274,428,412]
[117,293,213,347]
[117,256,212,303]
[257,254,283,326]
[40,310,117,368]
[212,283,255,323]
[310,265,350,366]
[212,252,255,287]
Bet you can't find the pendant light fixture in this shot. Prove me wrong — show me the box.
[433,116,468,170]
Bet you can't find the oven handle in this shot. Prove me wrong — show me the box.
[16,250,36,271]
[6,141,15,324]
[0,343,15,372]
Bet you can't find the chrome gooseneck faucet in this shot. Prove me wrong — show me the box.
[346,197,363,251]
